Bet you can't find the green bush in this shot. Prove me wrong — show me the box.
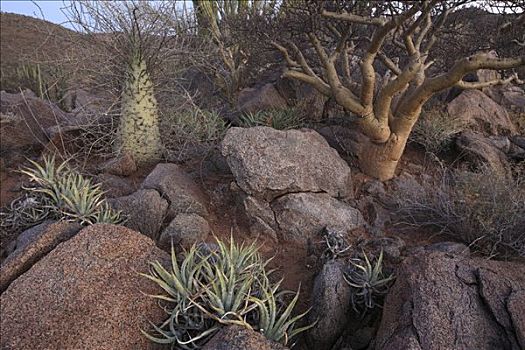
[392,166,525,257]
[142,237,313,348]
[1,155,122,255]
[239,108,304,130]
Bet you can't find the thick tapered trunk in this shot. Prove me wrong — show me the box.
[357,132,410,181]
[118,56,162,164]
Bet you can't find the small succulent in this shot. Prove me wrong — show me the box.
[320,227,351,260]
[250,275,314,346]
[141,245,216,349]
[198,239,262,323]
[343,250,395,313]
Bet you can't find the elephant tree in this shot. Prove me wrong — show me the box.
[66,1,184,164]
[273,1,524,180]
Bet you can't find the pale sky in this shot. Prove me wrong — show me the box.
[0,1,194,29]
[0,1,72,27]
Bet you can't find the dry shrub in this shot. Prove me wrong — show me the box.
[392,165,525,257]
[160,98,227,162]
[67,114,119,161]
[409,107,462,155]
[239,107,305,130]
[508,110,525,134]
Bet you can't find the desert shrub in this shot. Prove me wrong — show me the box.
[392,166,525,257]
[68,113,119,161]
[0,155,122,235]
[142,237,313,348]
[409,107,462,155]
[343,250,395,313]
[160,106,227,161]
[239,108,304,130]
[11,63,68,108]
[509,110,525,134]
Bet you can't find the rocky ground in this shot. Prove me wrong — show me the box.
[1,12,525,350]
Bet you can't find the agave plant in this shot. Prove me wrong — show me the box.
[94,203,125,225]
[58,172,106,225]
[251,275,314,346]
[142,236,312,349]
[17,155,122,226]
[19,155,66,185]
[197,238,264,325]
[141,245,216,349]
[343,250,395,313]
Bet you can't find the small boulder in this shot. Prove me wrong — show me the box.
[237,83,288,114]
[0,224,168,350]
[425,241,470,257]
[271,192,364,243]
[95,173,136,198]
[159,213,211,250]
[142,163,208,220]
[222,127,354,200]
[242,195,279,240]
[99,153,137,176]
[0,220,82,293]
[62,88,106,114]
[109,189,168,239]
[0,90,67,165]
[455,131,510,175]
[202,325,288,350]
[307,260,352,350]
[486,85,525,113]
[447,89,516,135]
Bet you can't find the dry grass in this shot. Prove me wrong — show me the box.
[509,110,525,134]
[239,107,304,130]
[409,107,462,155]
[160,97,227,162]
[392,165,525,258]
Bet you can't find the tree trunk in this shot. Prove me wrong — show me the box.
[357,132,410,181]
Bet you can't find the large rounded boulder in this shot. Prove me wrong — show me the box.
[374,251,525,350]
[0,224,168,350]
[221,127,354,201]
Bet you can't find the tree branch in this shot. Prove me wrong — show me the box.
[399,53,525,117]
[455,73,522,89]
[308,32,364,115]
[321,10,385,26]
[378,52,402,75]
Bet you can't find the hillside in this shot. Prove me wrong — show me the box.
[0,12,82,92]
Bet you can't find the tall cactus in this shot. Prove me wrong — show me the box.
[118,50,162,163]
[116,6,162,164]
[65,1,167,164]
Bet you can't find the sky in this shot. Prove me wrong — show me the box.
[0,1,72,27]
[0,1,193,29]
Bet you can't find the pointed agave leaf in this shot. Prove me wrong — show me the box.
[139,272,179,298]
[372,250,384,281]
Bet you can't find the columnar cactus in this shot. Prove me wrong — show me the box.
[118,52,162,164]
